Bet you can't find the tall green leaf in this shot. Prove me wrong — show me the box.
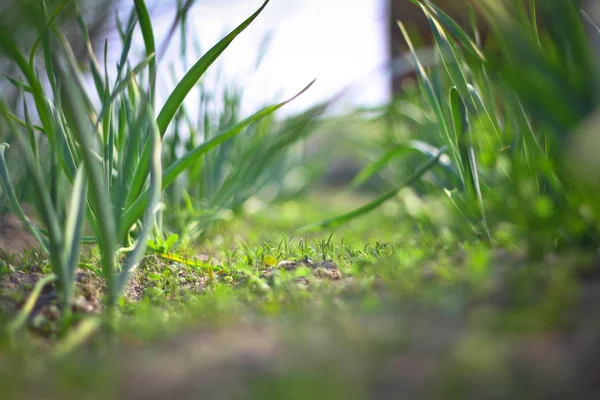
[156,0,270,136]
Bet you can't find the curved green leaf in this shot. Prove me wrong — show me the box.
[156,0,270,136]
[298,146,447,232]
[134,0,156,104]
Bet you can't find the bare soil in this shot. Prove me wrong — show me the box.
[0,211,39,256]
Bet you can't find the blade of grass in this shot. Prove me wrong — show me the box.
[530,0,541,47]
[156,0,270,136]
[28,0,69,67]
[0,29,55,142]
[134,0,157,106]
[417,0,485,61]
[419,2,471,104]
[0,143,49,252]
[350,139,458,191]
[51,317,102,360]
[349,145,414,190]
[2,75,33,93]
[298,146,447,232]
[450,87,488,237]
[23,99,39,159]
[115,102,162,296]
[398,20,464,184]
[7,274,57,334]
[60,165,87,320]
[75,1,105,96]
[450,88,470,183]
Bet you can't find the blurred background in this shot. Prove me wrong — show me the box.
[176,0,390,115]
[0,0,435,113]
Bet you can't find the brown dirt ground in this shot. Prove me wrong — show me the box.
[0,211,40,256]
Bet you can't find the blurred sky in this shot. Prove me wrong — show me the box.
[148,0,389,115]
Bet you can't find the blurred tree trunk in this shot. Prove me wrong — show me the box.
[388,0,486,95]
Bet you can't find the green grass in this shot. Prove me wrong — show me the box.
[0,194,595,398]
[0,0,322,331]
[312,0,600,251]
[1,0,600,398]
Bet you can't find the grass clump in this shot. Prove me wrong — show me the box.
[0,0,316,332]
[309,0,600,254]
